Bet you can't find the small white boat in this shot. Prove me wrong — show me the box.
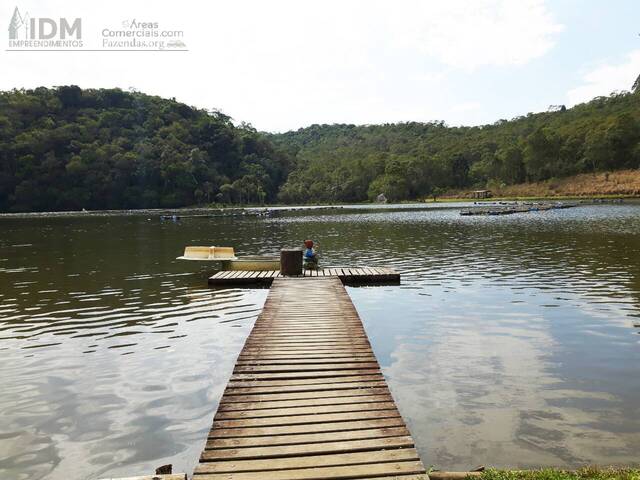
[177,247,279,271]
[177,246,237,261]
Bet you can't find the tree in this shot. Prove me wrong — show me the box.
[583,127,609,173]
[523,128,560,181]
[367,174,408,201]
[498,146,526,184]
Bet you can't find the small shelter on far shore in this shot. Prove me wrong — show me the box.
[470,190,492,199]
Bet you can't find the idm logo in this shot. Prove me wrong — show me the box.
[8,6,81,40]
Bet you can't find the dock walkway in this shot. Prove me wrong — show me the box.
[208,267,400,286]
[194,276,426,480]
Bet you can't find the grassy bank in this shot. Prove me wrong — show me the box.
[475,467,640,480]
[434,170,640,202]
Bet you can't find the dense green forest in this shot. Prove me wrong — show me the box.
[274,89,640,203]
[1,85,639,211]
[0,86,290,211]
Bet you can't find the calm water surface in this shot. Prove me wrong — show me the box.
[1,204,640,479]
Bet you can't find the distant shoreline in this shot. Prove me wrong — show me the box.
[2,196,639,217]
[428,193,638,203]
[431,169,640,203]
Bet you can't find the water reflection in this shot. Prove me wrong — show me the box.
[1,204,640,478]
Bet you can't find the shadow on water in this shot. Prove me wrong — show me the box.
[0,204,639,478]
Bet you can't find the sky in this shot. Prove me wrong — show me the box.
[1,0,639,132]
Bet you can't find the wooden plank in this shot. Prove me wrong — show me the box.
[201,437,415,461]
[366,476,428,480]
[223,381,388,395]
[208,417,408,438]
[235,359,377,366]
[238,347,374,359]
[241,339,368,345]
[249,324,364,329]
[244,336,369,341]
[206,426,410,448]
[237,352,376,359]
[240,345,373,350]
[251,325,361,329]
[253,320,363,325]
[236,357,377,364]
[251,322,363,327]
[217,394,393,411]
[229,370,382,382]
[241,345,372,351]
[226,379,386,389]
[244,338,368,344]
[219,388,391,403]
[237,350,377,357]
[265,330,340,337]
[99,475,187,480]
[215,401,397,419]
[238,349,375,355]
[192,461,425,479]
[226,376,386,387]
[246,331,365,337]
[233,364,380,374]
[212,409,400,429]
[243,340,369,346]
[250,326,366,331]
[197,448,419,472]
[247,332,367,338]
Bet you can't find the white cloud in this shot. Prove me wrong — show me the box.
[385,0,563,70]
[567,49,640,106]
[452,101,481,112]
[0,0,563,131]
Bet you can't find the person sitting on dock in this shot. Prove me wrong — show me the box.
[303,239,319,270]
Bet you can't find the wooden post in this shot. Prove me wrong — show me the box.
[280,249,302,275]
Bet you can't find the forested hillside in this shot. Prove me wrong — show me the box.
[0,86,291,211]
[273,90,640,203]
[1,86,639,212]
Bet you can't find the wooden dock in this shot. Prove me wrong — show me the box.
[208,267,400,286]
[194,276,426,480]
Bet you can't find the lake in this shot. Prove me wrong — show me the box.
[1,203,640,479]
